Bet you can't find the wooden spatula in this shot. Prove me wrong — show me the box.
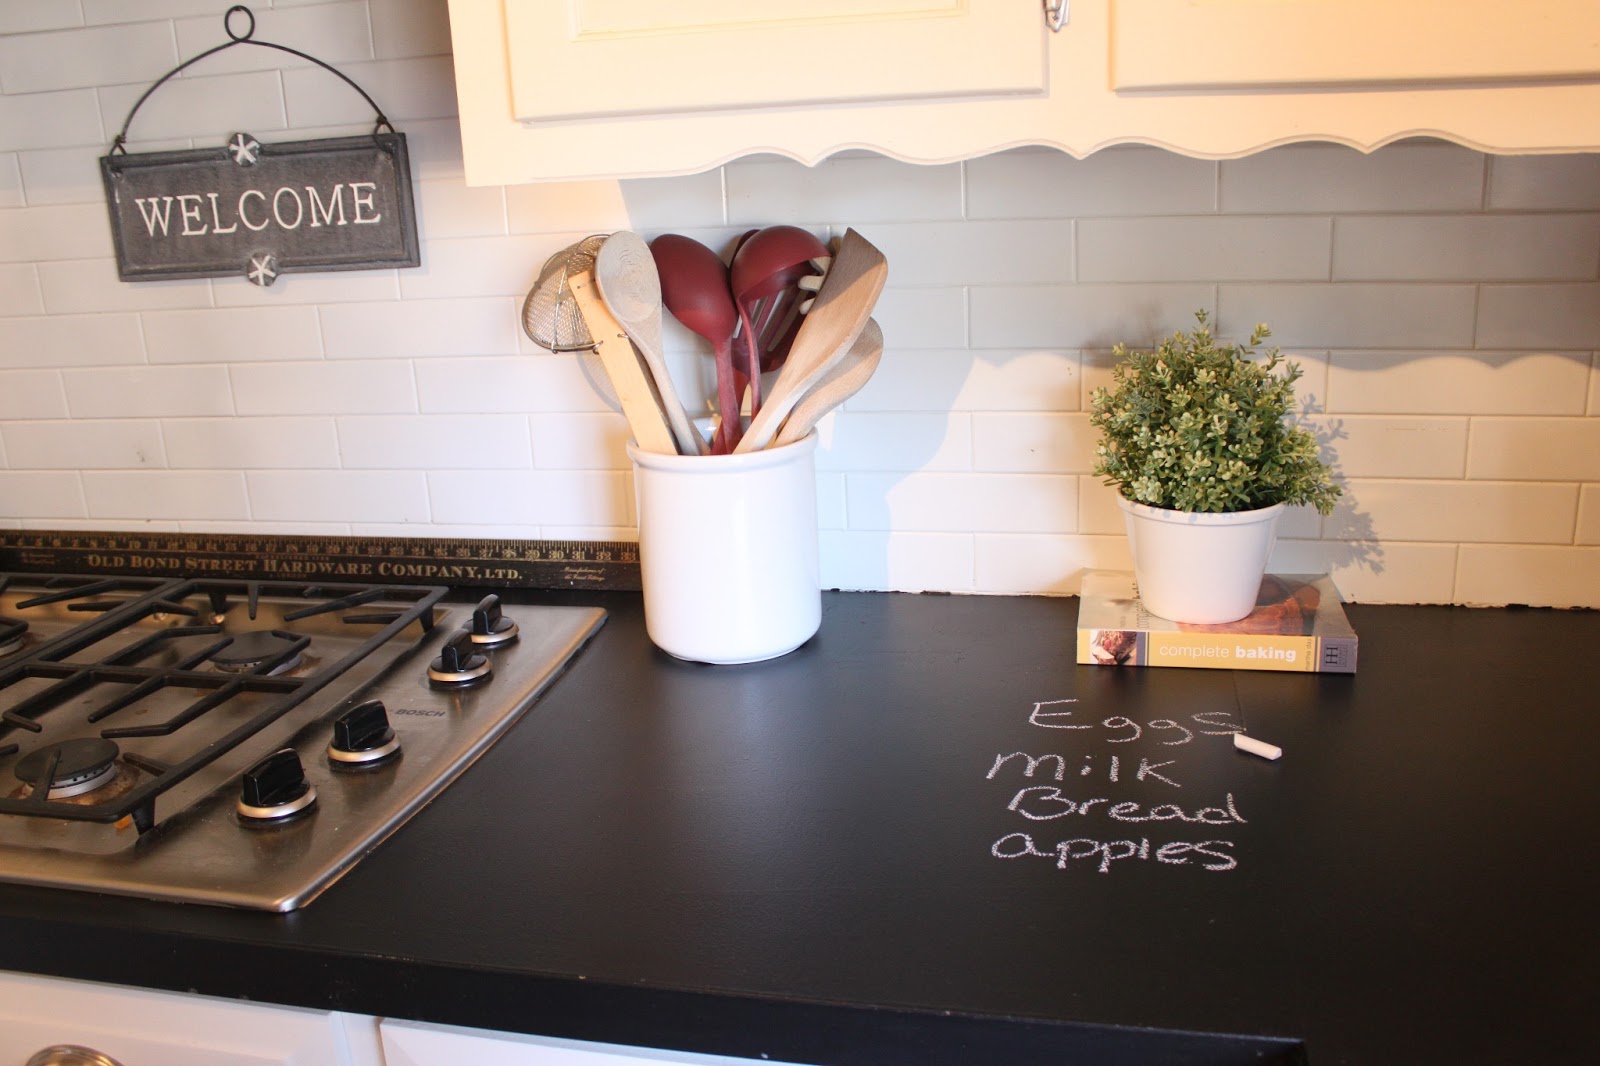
[773,318,884,447]
[567,270,679,455]
[734,229,887,453]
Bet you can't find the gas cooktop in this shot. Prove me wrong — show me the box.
[0,573,604,911]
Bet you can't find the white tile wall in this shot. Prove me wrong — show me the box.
[1,4,1598,609]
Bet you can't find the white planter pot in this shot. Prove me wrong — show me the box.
[1116,497,1287,624]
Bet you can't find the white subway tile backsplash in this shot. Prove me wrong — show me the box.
[1466,418,1600,481]
[0,313,142,370]
[0,370,67,419]
[1078,217,1331,283]
[1488,154,1600,210]
[0,264,44,316]
[727,154,963,225]
[853,348,1079,413]
[846,472,1076,533]
[819,531,975,593]
[3,418,163,469]
[0,21,175,95]
[247,470,429,523]
[337,413,532,469]
[144,306,323,363]
[1456,545,1600,607]
[370,0,454,59]
[504,184,628,235]
[64,364,233,417]
[84,470,248,520]
[870,287,967,349]
[0,89,101,152]
[973,533,1132,595]
[1077,477,1123,536]
[173,4,373,77]
[1578,485,1600,545]
[1221,283,1477,349]
[1333,215,1600,282]
[415,355,609,414]
[1220,142,1485,213]
[1310,415,1469,479]
[617,172,729,231]
[1266,541,1459,605]
[1327,351,1591,415]
[15,148,105,207]
[1476,283,1600,350]
[427,470,630,527]
[0,155,21,208]
[283,56,456,126]
[230,359,415,416]
[81,0,221,24]
[164,416,338,470]
[399,234,553,300]
[861,221,1074,286]
[98,71,287,146]
[971,283,1215,349]
[815,413,971,472]
[529,413,631,470]
[0,472,86,518]
[38,259,213,314]
[1,2,84,33]
[417,180,507,239]
[321,297,518,359]
[972,412,1095,473]
[1327,479,1578,544]
[966,146,1217,219]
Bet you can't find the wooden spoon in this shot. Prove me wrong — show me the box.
[595,231,706,456]
[566,270,678,455]
[735,229,887,453]
[773,318,884,447]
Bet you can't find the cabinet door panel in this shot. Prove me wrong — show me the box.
[504,0,1045,122]
[1112,0,1600,91]
[381,1017,814,1066]
[0,971,382,1066]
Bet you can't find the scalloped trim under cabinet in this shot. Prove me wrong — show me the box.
[446,0,1600,185]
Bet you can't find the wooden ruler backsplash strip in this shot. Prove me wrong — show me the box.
[0,531,642,591]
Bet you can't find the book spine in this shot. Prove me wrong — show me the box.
[1079,628,1355,673]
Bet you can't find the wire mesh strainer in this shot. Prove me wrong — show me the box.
[522,234,608,352]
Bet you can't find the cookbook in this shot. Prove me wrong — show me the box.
[1076,570,1358,673]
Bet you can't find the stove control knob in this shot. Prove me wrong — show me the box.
[327,699,401,768]
[468,594,519,646]
[428,630,492,685]
[236,748,317,823]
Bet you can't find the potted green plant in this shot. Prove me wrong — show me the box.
[1089,310,1341,624]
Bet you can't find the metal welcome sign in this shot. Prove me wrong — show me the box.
[101,7,419,286]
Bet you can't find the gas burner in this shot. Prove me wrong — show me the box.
[14,739,121,800]
[210,630,304,675]
[0,616,26,657]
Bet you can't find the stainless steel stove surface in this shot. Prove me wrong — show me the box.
[0,573,604,911]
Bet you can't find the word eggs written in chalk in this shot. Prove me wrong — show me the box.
[986,700,1249,875]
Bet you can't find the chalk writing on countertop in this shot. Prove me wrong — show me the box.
[989,700,1248,874]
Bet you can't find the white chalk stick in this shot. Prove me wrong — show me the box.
[1233,733,1283,761]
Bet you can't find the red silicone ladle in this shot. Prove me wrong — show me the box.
[650,233,742,453]
[729,226,829,417]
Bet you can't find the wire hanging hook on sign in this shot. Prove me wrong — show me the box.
[109,4,394,155]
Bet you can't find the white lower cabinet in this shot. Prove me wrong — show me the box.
[379,1018,813,1066]
[0,971,384,1066]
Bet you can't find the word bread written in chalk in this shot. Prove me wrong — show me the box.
[986,699,1250,874]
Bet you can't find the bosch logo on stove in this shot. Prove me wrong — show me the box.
[390,707,447,718]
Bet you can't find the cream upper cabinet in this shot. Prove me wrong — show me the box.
[446,0,1600,185]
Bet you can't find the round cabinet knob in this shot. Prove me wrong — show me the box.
[428,630,492,685]
[468,594,519,647]
[236,747,318,823]
[328,699,401,768]
[27,1046,126,1066]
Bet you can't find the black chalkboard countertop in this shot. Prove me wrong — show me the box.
[1,591,1595,1066]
